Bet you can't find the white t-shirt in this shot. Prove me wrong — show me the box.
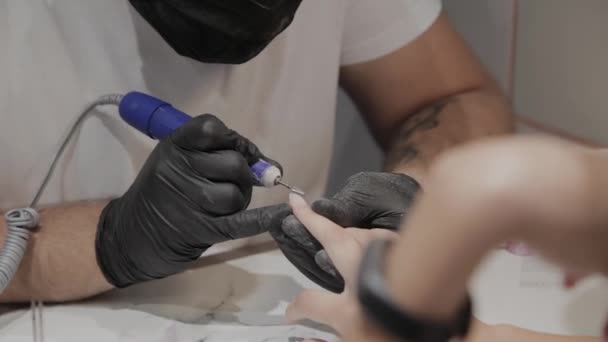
[0,0,441,212]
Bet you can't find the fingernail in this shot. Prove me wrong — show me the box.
[563,272,589,289]
[564,275,577,289]
[504,241,534,256]
[289,193,308,210]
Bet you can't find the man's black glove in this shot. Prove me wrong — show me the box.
[270,172,420,293]
[96,114,290,288]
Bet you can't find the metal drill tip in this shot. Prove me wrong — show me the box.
[277,180,305,196]
[290,187,306,196]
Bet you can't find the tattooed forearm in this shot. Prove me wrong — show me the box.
[385,99,452,168]
[382,84,514,180]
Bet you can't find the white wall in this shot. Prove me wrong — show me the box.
[326,1,515,194]
[514,0,608,146]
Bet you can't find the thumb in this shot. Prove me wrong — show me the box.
[369,213,405,230]
[171,114,232,151]
[213,203,291,240]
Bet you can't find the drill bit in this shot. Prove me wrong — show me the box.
[276,180,305,196]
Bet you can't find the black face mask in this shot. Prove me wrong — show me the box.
[129,0,303,64]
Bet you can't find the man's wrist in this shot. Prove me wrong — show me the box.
[5,201,114,302]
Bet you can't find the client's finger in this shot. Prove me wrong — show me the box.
[287,289,350,333]
[290,194,361,279]
[289,193,344,246]
[347,228,399,246]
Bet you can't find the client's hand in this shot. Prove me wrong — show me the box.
[283,194,566,342]
[285,193,397,339]
[273,172,420,293]
[284,193,509,342]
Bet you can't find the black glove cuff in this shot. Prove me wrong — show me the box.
[95,199,132,288]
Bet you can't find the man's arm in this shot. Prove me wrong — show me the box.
[0,201,112,303]
[270,13,515,293]
[340,13,514,184]
[0,115,292,303]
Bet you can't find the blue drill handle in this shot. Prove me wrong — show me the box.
[118,91,277,185]
[119,91,191,140]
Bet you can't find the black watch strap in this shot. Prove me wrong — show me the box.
[357,239,473,342]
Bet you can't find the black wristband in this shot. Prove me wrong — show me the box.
[357,239,472,342]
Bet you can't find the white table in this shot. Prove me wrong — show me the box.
[0,240,337,342]
[472,250,608,336]
[0,242,606,341]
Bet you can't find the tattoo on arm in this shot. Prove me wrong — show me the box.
[385,99,452,168]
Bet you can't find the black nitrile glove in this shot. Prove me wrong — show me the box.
[96,114,290,288]
[270,172,421,293]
